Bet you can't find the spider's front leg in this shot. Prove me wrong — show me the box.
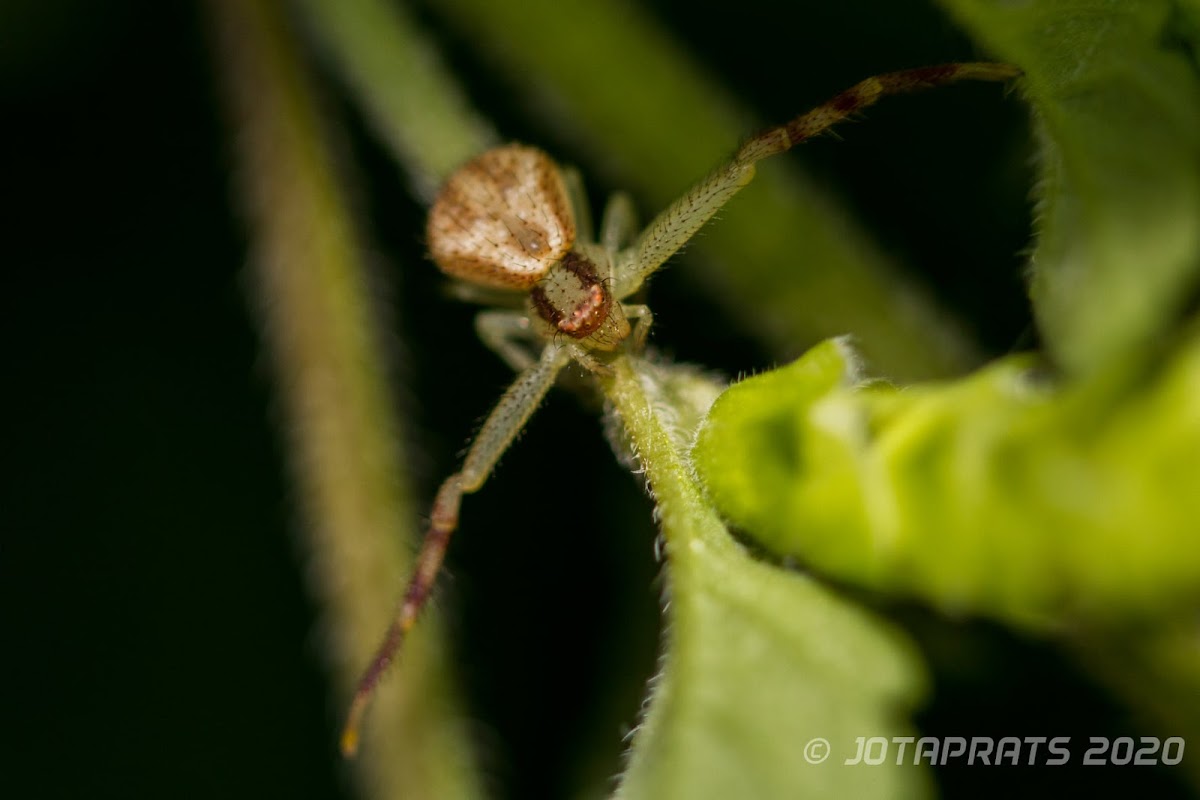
[612,61,1020,299]
[622,304,654,352]
[600,192,638,254]
[476,310,540,372]
[341,342,571,756]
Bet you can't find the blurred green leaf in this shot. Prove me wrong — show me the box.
[604,358,928,800]
[940,0,1200,373]
[694,335,1200,628]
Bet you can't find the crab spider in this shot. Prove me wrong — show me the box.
[341,61,1020,755]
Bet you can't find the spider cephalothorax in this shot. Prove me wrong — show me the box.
[529,250,629,346]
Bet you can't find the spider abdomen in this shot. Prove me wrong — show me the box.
[426,144,576,289]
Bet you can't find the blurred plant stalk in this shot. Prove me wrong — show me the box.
[206,0,481,797]
[294,0,497,200]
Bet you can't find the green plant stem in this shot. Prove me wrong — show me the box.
[601,356,927,800]
[207,1,481,797]
[600,357,728,560]
[295,0,497,199]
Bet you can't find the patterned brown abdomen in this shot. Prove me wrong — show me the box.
[426,144,576,289]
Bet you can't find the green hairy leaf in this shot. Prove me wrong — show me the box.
[604,358,928,800]
[694,336,1200,627]
[940,0,1200,373]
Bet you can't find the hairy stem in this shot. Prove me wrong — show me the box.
[207,0,481,796]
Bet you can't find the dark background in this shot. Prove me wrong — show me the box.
[3,1,1189,798]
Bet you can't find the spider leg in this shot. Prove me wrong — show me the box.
[341,343,571,756]
[476,310,539,372]
[622,304,654,352]
[600,192,638,253]
[446,281,526,309]
[562,165,594,244]
[736,62,1019,160]
[566,343,614,375]
[614,61,1020,299]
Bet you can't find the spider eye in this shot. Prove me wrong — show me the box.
[426,144,576,290]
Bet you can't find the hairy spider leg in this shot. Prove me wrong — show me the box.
[623,304,654,351]
[600,192,638,253]
[476,310,540,372]
[613,62,1021,299]
[341,343,572,756]
[562,165,595,244]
